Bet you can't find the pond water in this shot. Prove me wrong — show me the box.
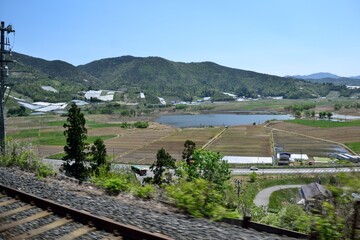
[155,114,293,128]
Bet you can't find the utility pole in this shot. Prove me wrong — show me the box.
[0,21,15,154]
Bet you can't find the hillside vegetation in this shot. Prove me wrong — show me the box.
[7,52,355,103]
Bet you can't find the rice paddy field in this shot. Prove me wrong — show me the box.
[267,121,360,155]
[206,125,272,157]
[5,113,360,164]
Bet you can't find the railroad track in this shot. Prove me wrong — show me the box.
[0,184,171,240]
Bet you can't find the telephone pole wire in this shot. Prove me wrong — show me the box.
[0,21,15,154]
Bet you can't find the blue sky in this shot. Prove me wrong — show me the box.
[2,0,360,77]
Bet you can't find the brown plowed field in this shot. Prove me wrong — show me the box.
[267,121,360,157]
[118,127,223,164]
[207,125,271,156]
[267,121,360,143]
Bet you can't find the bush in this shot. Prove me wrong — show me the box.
[92,167,138,195]
[0,138,56,178]
[249,172,257,182]
[134,121,149,128]
[166,178,239,220]
[175,104,188,110]
[104,177,131,195]
[132,184,156,199]
[36,163,56,179]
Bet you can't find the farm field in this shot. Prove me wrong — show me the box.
[272,130,344,158]
[267,121,360,155]
[119,127,223,164]
[6,115,224,164]
[207,125,271,157]
[5,113,360,164]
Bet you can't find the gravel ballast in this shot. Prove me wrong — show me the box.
[0,167,294,239]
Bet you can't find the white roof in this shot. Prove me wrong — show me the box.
[84,90,102,99]
[223,92,237,98]
[277,153,309,161]
[158,97,166,105]
[97,95,114,101]
[35,103,68,112]
[41,86,58,93]
[140,92,145,99]
[72,100,88,106]
[222,156,273,164]
[33,102,52,106]
[84,90,114,101]
[18,102,43,110]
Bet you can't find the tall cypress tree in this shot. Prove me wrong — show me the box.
[62,103,89,181]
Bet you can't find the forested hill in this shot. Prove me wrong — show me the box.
[7,52,350,102]
[78,56,340,100]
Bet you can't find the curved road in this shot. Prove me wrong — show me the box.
[254,185,302,208]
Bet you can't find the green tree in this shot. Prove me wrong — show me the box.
[62,103,90,181]
[311,110,315,118]
[187,149,231,189]
[326,112,332,120]
[182,140,196,164]
[294,110,302,118]
[150,148,176,185]
[91,138,109,175]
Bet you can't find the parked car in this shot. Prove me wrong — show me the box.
[250,166,258,171]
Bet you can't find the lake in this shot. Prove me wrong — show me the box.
[155,114,293,128]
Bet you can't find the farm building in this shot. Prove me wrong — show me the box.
[222,156,273,165]
[276,153,309,162]
[298,182,332,212]
[335,153,360,162]
[277,152,291,165]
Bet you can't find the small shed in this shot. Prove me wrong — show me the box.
[278,152,291,165]
[131,166,147,176]
[298,182,331,212]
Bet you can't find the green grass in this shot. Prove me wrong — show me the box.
[257,175,315,189]
[10,129,116,146]
[48,152,114,160]
[286,119,360,128]
[36,133,116,146]
[85,121,129,129]
[48,152,65,159]
[345,142,360,154]
[46,120,128,129]
[46,121,66,127]
[268,188,300,212]
[8,129,39,138]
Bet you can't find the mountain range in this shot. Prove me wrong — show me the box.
[7,52,355,103]
[288,72,360,85]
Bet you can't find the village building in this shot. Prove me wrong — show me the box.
[298,182,332,212]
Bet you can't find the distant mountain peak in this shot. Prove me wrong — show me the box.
[290,72,341,80]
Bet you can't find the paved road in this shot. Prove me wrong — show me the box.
[231,167,360,175]
[254,185,302,208]
[43,159,360,176]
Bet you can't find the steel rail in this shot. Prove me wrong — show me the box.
[0,183,172,240]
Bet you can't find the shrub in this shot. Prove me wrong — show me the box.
[132,184,156,199]
[134,121,149,128]
[249,172,257,182]
[175,104,188,110]
[166,178,239,220]
[36,163,56,179]
[104,177,131,195]
[0,138,55,178]
[92,167,138,195]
